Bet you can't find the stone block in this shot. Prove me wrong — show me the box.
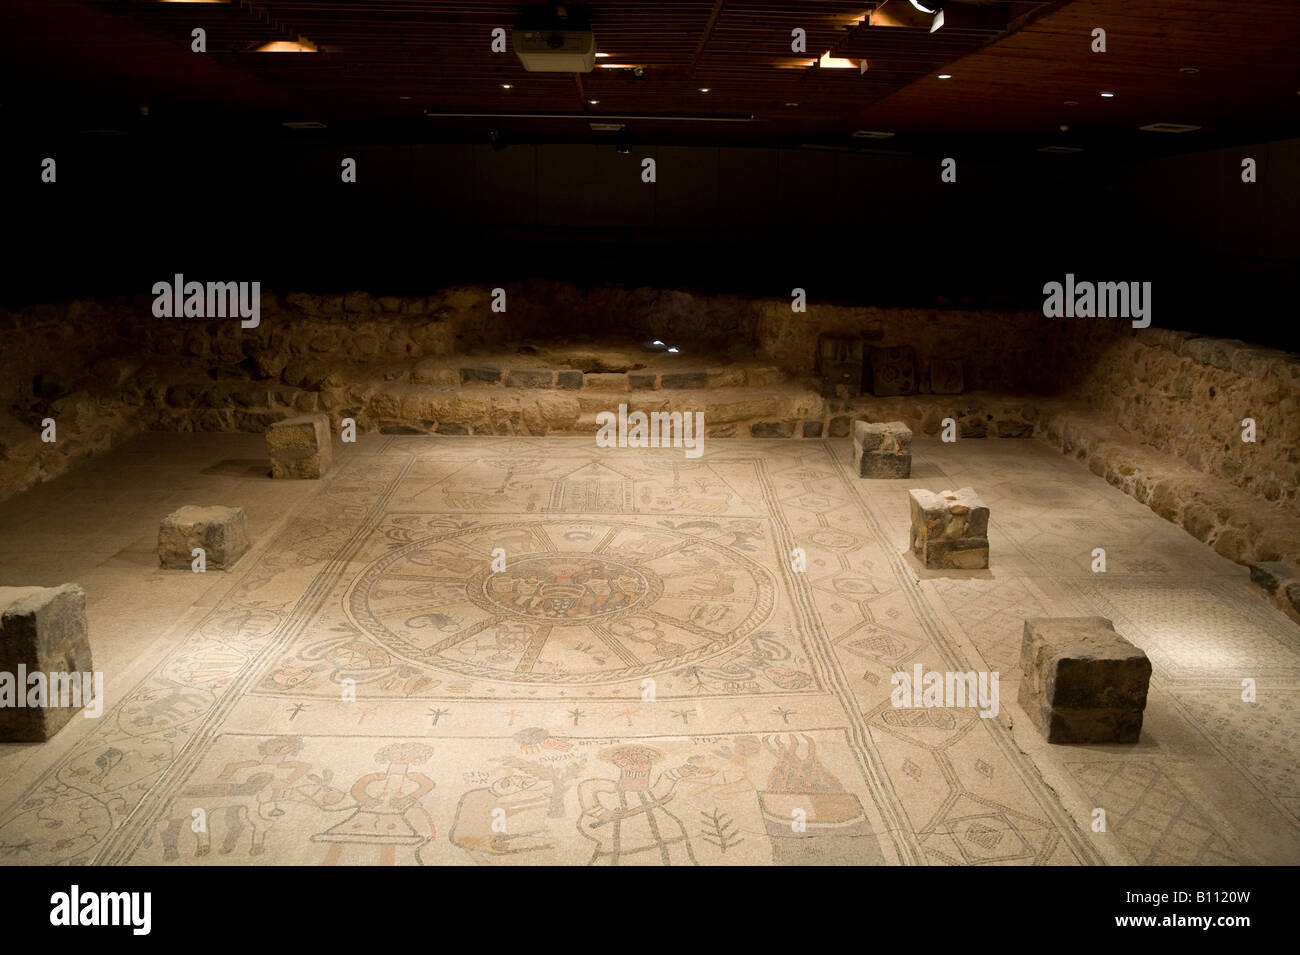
[827,415,852,438]
[854,420,912,478]
[1249,561,1295,594]
[868,346,917,397]
[929,359,964,395]
[266,413,332,479]
[159,505,249,570]
[506,369,554,388]
[661,371,708,390]
[750,421,795,438]
[459,365,502,384]
[583,373,627,391]
[908,487,989,569]
[0,584,94,741]
[802,420,824,438]
[746,367,784,388]
[628,373,658,391]
[556,370,583,390]
[1017,617,1152,744]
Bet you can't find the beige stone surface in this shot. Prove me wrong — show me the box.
[0,433,1294,864]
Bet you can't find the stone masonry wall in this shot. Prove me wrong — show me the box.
[1,285,1296,537]
[1050,322,1300,514]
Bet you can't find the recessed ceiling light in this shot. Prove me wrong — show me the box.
[667,347,680,354]
[785,102,799,107]
[1179,67,1199,74]
[937,73,953,80]
[1100,91,1115,97]
[501,83,512,89]
[1139,122,1202,133]
[595,52,610,58]
[255,39,317,53]
[399,95,412,100]
[818,52,858,69]
[699,87,710,93]
[589,99,599,105]
[1064,100,1078,106]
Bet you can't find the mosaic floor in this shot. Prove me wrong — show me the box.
[0,434,1296,865]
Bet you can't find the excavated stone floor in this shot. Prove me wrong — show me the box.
[0,433,1296,865]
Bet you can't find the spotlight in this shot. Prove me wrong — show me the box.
[651,340,665,347]
[1100,91,1115,98]
[937,73,953,80]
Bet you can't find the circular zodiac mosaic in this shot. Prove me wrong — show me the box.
[470,554,660,622]
[346,519,775,684]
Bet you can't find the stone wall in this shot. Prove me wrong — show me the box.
[1050,323,1300,514]
[1,284,1296,532]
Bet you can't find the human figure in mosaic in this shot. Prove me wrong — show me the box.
[576,744,704,865]
[311,742,436,865]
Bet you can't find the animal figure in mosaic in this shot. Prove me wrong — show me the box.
[678,736,761,801]
[448,773,559,862]
[687,572,736,598]
[441,486,531,510]
[157,737,346,860]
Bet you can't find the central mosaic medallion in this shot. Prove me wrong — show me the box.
[346,519,776,684]
[472,554,659,623]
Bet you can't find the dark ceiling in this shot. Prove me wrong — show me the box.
[3,0,1298,156]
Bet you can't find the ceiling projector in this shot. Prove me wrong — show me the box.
[513,29,596,72]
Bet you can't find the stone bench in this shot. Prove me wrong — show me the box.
[159,505,249,570]
[267,413,332,479]
[0,584,94,741]
[854,420,912,478]
[908,487,989,569]
[1017,617,1152,744]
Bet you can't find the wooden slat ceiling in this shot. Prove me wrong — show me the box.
[3,0,1297,150]
[852,0,1300,145]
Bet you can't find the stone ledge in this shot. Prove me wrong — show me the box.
[1248,561,1300,624]
[1035,399,1300,617]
